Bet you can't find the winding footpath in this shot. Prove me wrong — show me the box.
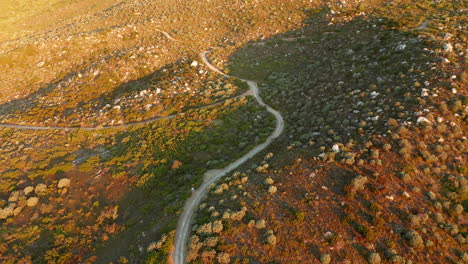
[0,30,284,263]
[172,51,284,264]
[0,30,248,131]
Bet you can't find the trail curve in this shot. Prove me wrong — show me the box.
[172,50,284,264]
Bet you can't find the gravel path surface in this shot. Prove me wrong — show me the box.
[172,50,284,264]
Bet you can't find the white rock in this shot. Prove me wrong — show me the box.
[370,91,379,98]
[190,61,198,67]
[396,44,406,51]
[421,88,429,97]
[58,178,71,189]
[324,231,333,239]
[443,43,453,53]
[417,117,431,124]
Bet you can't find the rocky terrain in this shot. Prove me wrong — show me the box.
[187,1,467,264]
[0,0,466,263]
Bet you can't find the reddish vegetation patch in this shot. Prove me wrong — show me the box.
[211,153,463,263]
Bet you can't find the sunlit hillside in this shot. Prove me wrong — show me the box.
[0,0,465,263]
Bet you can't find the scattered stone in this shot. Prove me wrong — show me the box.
[442,43,453,53]
[23,186,34,195]
[0,204,14,219]
[332,144,340,153]
[268,185,278,194]
[8,191,22,202]
[27,197,39,207]
[255,219,266,229]
[35,183,47,193]
[320,254,331,264]
[417,116,431,124]
[368,252,381,264]
[58,178,71,189]
[426,191,436,200]
[13,206,23,216]
[266,232,277,245]
[395,44,406,51]
[264,177,274,185]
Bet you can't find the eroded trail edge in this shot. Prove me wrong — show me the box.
[172,51,284,264]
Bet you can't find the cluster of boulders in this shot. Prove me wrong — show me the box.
[0,53,244,128]
[0,178,70,220]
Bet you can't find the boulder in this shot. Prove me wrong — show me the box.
[0,204,15,219]
[35,183,47,193]
[13,206,23,216]
[27,197,39,207]
[8,191,21,202]
[24,186,34,195]
[58,178,71,189]
[255,219,266,229]
[268,186,278,194]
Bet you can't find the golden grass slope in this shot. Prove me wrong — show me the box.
[0,0,121,42]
